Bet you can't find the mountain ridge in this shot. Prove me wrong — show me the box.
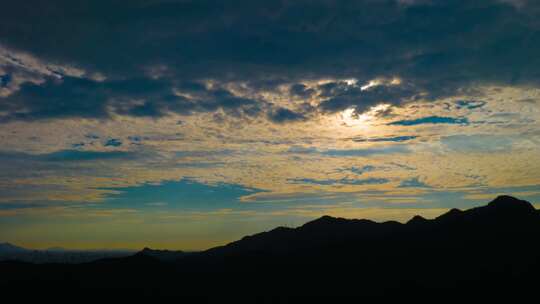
[199,195,538,259]
[135,247,189,262]
[2,195,540,297]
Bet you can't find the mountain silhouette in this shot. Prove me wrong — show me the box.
[135,247,189,262]
[196,195,538,259]
[406,214,428,225]
[0,243,134,264]
[1,195,539,298]
[0,242,28,254]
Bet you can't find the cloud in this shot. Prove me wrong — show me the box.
[441,134,514,153]
[0,44,90,97]
[317,79,419,113]
[286,144,410,157]
[0,74,11,87]
[343,165,377,175]
[1,0,540,121]
[0,76,265,122]
[267,107,306,123]
[175,150,234,158]
[398,177,431,188]
[289,83,316,97]
[350,135,418,143]
[286,146,321,154]
[145,202,168,207]
[288,177,390,186]
[455,100,487,110]
[104,139,122,147]
[322,145,411,157]
[387,116,469,126]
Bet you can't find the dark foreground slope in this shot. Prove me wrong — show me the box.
[1,195,540,297]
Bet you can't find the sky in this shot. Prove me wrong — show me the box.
[1,0,540,250]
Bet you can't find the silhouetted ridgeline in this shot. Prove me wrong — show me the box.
[1,195,540,298]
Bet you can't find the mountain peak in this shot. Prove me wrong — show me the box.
[432,196,537,224]
[436,208,463,221]
[317,215,338,222]
[487,195,535,212]
[301,215,365,229]
[303,215,340,226]
[137,247,187,262]
[407,215,428,225]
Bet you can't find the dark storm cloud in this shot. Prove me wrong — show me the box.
[289,84,316,98]
[0,77,171,121]
[0,76,264,122]
[0,74,11,87]
[317,80,421,113]
[0,77,110,121]
[1,0,540,121]
[267,107,306,123]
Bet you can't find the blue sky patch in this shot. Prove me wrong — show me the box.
[98,179,263,211]
[388,116,469,126]
[322,145,410,157]
[43,150,133,161]
[351,136,418,143]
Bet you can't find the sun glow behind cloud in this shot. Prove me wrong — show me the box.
[341,104,393,127]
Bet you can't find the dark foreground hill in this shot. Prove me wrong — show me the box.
[1,195,540,298]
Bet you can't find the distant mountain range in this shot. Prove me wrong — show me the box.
[0,243,134,264]
[0,242,27,253]
[2,195,540,298]
[136,247,190,262]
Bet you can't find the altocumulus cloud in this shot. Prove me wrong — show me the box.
[441,134,514,153]
[287,145,410,157]
[1,0,540,122]
[288,177,389,186]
